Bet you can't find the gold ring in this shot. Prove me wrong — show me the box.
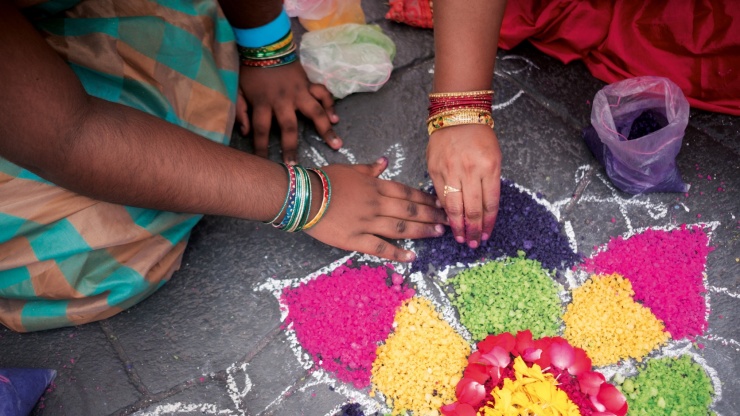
[443,185,461,197]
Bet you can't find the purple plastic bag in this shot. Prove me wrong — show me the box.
[584,76,690,194]
[0,368,56,416]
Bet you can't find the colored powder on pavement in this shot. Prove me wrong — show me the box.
[411,180,580,274]
[448,253,562,340]
[371,297,470,415]
[281,264,413,388]
[337,403,366,416]
[581,225,713,340]
[562,274,669,366]
[620,355,713,416]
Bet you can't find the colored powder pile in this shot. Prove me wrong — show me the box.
[448,253,562,340]
[282,264,413,388]
[620,355,713,416]
[581,225,713,340]
[371,297,470,415]
[562,274,669,366]
[411,180,580,274]
[337,403,366,416]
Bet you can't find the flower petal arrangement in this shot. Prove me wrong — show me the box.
[441,330,627,416]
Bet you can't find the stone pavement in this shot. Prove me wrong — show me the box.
[1,2,739,415]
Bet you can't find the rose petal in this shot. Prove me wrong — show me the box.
[487,365,501,386]
[441,402,477,416]
[590,395,606,412]
[597,383,628,416]
[463,363,490,385]
[522,347,542,362]
[549,341,575,370]
[480,346,511,368]
[591,412,617,416]
[455,378,486,405]
[533,338,553,368]
[477,332,516,354]
[568,347,592,376]
[578,371,606,396]
[467,351,484,365]
[514,330,534,356]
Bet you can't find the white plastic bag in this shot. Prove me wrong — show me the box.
[299,24,396,99]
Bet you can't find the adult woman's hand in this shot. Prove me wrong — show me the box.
[236,61,341,164]
[426,124,502,248]
[305,158,448,262]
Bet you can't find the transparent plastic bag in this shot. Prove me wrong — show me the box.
[583,76,690,194]
[284,0,335,20]
[299,24,396,99]
[290,0,365,31]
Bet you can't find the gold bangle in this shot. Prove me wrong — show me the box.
[428,89,494,98]
[427,110,494,136]
[426,107,491,123]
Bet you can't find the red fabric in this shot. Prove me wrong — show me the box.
[386,0,433,29]
[386,0,740,116]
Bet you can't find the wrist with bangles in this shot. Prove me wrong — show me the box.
[426,90,495,136]
[266,163,332,232]
[233,8,298,68]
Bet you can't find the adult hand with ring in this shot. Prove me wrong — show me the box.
[427,123,502,248]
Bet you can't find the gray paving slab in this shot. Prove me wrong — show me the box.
[242,332,308,414]
[0,324,141,415]
[690,109,740,155]
[261,380,347,416]
[131,381,237,416]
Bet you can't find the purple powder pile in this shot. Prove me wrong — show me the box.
[581,225,713,340]
[281,264,413,388]
[411,180,580,273]
[337,403,366,416]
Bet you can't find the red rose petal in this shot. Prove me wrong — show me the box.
[522,347,542,362]
[549,341,575,370]
[478,332,516,354]
[487,365,501,386]
[467,351,483,365]
[514,330,534,357]
[568,347,592,376]
[597,383,628,415]
[456,378,486,405]
[592,412,617,416]
[590,395,607,412]
[480,346,511,368]
[463,363,490,385]
[441,402,477,416]
[578,371,606,396]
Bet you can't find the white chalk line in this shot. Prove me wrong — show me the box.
[708,286,740,299]
[134,403,236,416]
[491,90,524,111]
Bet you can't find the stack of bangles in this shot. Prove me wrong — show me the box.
[233,8,297,68]
[426,90,495,136]
[265,164,332,232]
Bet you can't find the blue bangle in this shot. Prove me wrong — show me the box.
[233,8,291,48]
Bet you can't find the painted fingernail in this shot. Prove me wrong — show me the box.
[455,236,465,244]
[376,156,388,165]
[435,199,442,208]
[330,114,340,123]
[405,251,416,261]
[482,233,490,241]
[468,240,479,249]
[434,224,445,234]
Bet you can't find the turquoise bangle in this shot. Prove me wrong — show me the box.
[233,8,291,48]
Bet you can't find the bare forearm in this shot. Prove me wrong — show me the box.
[48,98,288,221]
[433,0,507,92]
